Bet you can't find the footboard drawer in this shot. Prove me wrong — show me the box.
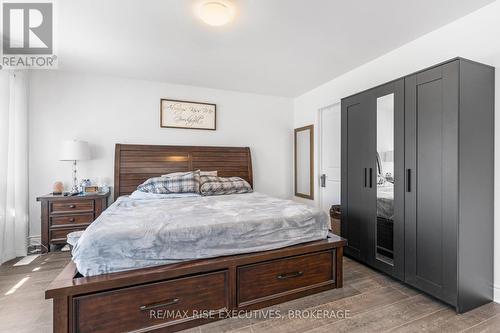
[237,250,334,306]
[73,271,228,333]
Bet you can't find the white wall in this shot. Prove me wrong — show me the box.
[29,71,294,238]
[293,0,500,301]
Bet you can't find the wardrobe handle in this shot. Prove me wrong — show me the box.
[406,169,411,192]
[363,168,367,187]
[369,168,373,188]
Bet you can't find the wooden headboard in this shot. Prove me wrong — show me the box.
[114,144,253,198]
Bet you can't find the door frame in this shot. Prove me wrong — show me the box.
[318,102,341,213]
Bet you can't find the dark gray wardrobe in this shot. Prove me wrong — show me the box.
[341,58,494,313]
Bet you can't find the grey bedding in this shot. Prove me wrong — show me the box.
[377,183,394,220]
[72,192,329,277]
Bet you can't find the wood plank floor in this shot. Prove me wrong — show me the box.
[0,253,499,333]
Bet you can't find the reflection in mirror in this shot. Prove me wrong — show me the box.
[295,125,314,199]
[376,93,395,266]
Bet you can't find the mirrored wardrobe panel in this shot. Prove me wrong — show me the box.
[376,93,395,265]
[371,79,405,280]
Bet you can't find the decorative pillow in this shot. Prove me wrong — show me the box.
[199,175,252,196]
[138,170,200,194]
[162,170,217,177]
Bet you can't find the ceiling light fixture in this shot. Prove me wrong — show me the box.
[197,1,235,26]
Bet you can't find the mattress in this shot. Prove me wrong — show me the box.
[72,192,329,277]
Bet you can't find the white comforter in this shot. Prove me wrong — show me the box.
[72,192,329,276]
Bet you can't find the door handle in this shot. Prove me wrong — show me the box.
[364,168,367,187]
[320,174,326,188]
[406,169,411,192]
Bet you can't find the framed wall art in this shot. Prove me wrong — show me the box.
[160,99,216,130]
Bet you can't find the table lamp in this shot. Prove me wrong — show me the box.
[59,140,91,194]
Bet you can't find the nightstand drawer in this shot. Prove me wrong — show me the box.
[50,200,94,214]
[50,227,88,244]
[50,213,94,227]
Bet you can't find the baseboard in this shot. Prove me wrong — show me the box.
[494,284,500,304]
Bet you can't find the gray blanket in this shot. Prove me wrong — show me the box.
[72,192,329,276]
[377,183,394,220]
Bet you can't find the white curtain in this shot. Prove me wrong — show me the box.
[0,70,29,264]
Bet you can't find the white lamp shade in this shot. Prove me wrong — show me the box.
[59,140,91,161]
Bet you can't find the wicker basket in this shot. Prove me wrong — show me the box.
[329,205,341,236]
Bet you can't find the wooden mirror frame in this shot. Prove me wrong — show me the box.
[294,125,314,200]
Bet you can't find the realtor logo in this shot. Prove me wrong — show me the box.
[3,2,53,54]
[1,1,57,69]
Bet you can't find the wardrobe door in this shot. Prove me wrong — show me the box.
[341,94,372,261]
[405,61,459,305]
[368,79,404,280]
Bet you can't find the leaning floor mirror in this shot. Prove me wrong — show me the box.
[295,125,314,199]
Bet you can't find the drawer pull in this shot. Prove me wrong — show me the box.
[277,271,303,280]
[69,218,75,222]
[139,298,179,311]
[68,204,76,209]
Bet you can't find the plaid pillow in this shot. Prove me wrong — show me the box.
[138,170,201,194]
[200,176,252,196]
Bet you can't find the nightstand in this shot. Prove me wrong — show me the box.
[36,192,110,253]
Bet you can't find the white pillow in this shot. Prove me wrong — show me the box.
[162,170,217,177]
[130,190,201,200]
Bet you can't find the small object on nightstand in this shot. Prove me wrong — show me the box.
[84,185,99,193]
[79,179,91,193]
[101,184,110,194]
[36,191,110,253]
[52,181,64,195]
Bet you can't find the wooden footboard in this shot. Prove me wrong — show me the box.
[46,233,346,333]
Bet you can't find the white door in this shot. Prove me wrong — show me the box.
[319,103,341,213]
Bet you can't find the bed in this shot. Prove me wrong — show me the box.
[46,144,346,333]
[72,192,330,277]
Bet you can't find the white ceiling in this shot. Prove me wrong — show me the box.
[56,0,495,97]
